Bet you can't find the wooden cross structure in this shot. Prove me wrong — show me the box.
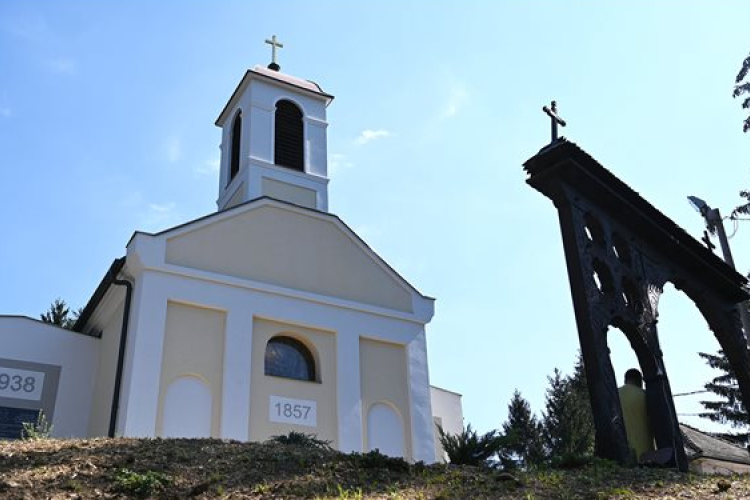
[542,100,567,142]
[524,139,750,472]
[702,230,717,252]
[265,35,284,71]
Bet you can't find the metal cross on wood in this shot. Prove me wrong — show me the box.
[265,35,284,71]
[542,100,567,142]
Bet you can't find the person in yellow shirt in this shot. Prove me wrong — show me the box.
[618,368,655,462]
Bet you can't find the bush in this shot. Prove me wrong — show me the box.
[352,449,410,472]
[549,452,594,469]
[269,430,332,450]
[113,469,171,498]
[437,423,506,467]
[21,411,53,440]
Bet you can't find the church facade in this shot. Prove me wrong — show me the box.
[0,60,462,462]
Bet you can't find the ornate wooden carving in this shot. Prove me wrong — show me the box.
[524,139,750,471]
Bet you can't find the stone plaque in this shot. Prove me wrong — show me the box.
[0,367,45,401]
[0,358,61,434]
[269,395,317,427]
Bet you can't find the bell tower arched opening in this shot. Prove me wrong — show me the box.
[229,111,242,185]
[274,99,304,171]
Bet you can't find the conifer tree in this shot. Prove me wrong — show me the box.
[501,390,545,468]
[40,298,81,330]
[542,366,595,459]
[699,350,749,444]
[734,50,750,133]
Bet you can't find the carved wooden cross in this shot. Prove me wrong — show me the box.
[702,230,716,252]
[542,100,567,142]
[265,35,284,70]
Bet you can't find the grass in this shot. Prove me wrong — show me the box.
[0,437,748,498]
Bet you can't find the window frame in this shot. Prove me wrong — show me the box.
[264,335,317,382]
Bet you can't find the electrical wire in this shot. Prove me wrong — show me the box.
[673,389,711,397]
[727,216,740,239]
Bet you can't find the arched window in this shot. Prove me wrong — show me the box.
[274,100,304,171]
[229,111,242,184]
[264,336,316,381]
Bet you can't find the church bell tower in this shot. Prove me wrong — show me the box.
[214,36,334,212]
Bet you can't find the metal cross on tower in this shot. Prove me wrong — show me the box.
[265,35,284,71]
[542,100,567,143]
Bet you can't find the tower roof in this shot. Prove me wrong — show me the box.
[215,65,334,126]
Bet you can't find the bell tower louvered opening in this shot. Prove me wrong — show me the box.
[274,100,304,171]
[229,111,242,185]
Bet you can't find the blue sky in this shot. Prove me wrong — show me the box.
[2,1,750,436]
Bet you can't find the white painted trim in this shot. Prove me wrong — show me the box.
[148,263,430,324]
[249,99,274,113]
[220,306,254,440]
[249,157,329,182]
[118,273,169,437]
[217,176,245,209]
[304,116,328,127]
[429,385,463,398]
[336,328,363,453]
[272,95,309,119]
[407,329,436,463]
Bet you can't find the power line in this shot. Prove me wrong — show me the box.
[673,385,739,397]
[673,389,710,397]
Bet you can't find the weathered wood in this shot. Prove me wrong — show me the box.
[524,139,750,472]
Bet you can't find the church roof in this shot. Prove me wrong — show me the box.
[215,66,334,126]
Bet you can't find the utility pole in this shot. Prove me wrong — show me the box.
[688,196,750,346]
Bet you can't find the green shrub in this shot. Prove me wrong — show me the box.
[21,411,53,440]
[113,468,171,498]
[437,423,506,467]
[549,452,594,469]
[269,430,332,450]
[353,449,410,472]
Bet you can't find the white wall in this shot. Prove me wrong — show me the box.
[0,316,98,437]
[431,386,463,435]
[430,386,464,462]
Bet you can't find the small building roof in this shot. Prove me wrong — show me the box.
[681,423,750,466]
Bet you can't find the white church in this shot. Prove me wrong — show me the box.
[0,45,462,462]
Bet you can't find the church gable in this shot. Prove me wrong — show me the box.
[163,203,414,313]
